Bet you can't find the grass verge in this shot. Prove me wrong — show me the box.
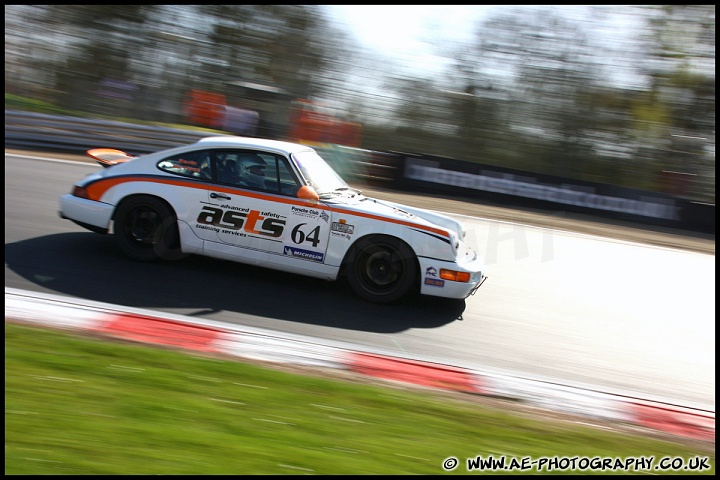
[5,322,714,475]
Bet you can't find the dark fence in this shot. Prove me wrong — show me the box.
[384,151,715,234]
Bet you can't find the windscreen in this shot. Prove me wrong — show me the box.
[292,149,349,195]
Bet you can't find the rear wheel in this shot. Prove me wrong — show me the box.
[346,236,418,304]
[113,196,181,262]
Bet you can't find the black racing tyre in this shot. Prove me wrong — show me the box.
[346,235,418,304]
[113,196,181,262]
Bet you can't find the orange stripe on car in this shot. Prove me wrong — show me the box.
[87,176,451,238]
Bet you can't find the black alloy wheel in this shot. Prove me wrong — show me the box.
[346,235,418,304]
[113,196,182,262]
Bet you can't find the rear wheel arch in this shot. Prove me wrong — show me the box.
[112,194,183,262]
[112,194,176,221]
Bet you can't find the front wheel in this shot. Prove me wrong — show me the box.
[346,236,418,304]
[113,196,181,262]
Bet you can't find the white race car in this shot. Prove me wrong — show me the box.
[59,136,487,303]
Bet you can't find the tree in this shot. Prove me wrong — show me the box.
[41,6,159,112]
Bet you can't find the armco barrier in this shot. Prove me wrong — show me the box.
[4,110,223,155]
[5,287,714,443]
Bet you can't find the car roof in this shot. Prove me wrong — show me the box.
[194,135,314,155]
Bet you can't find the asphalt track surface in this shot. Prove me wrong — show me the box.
[6,151,715,442]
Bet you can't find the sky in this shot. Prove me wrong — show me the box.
[322,5,491,53]
[321,5,497,73]
[320,5,650,87]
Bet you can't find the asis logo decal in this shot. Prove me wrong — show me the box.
[196,206,285,237]
[425,267,438,277]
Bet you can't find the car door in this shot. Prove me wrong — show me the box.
[202,149,333,265]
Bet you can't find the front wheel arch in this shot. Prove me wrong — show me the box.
[342,234,420,304]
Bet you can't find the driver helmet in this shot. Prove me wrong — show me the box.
[237,153,267,187]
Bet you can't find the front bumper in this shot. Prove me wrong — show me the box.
[417,255,487,299]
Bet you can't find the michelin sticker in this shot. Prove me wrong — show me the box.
[283,246,324,262]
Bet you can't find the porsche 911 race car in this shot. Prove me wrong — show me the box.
[59,136,487,303]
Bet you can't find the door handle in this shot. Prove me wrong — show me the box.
[210,192,231,200]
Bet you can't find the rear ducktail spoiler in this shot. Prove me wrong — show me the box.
[86,148,136,168]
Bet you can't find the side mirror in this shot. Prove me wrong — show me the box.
[297,185,319,202]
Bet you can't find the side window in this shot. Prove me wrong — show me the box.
[157,150,211,179]
[256,153,300,196]
[213,149,301,196]
[214,151,242,185]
